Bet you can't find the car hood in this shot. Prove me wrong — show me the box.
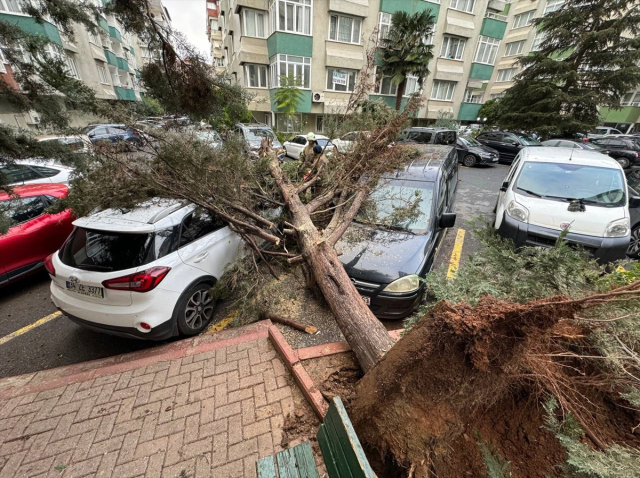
[468,145,499,155]
[336,223,431,284]
[514,193,629,237]
[248,139,283,150]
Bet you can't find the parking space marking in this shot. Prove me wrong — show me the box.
[447,228,466,279]
[0,311,62,347]
[206,311,236,334]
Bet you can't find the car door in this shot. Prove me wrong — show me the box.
[501,133,524,161]
[495,155,522,228]
[87,127,110,144]
[177,210,243,279]
[455,138,467,162]
[287,136,305,159]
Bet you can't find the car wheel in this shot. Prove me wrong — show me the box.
[463,154,477,167]
[628,225,640,258]
[175,282,216,336]
[615,157,630,169]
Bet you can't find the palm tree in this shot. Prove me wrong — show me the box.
[378,10,436,110]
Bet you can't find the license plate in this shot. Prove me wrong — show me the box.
[66,281,104,298]
[492,157,499,162]
[361,295,371,305]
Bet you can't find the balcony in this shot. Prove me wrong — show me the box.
[325,42,364,70]
[480,13,508,40]
[109,25,123,42]
[487,0,507,13]
[328,0,369,17]
[233,0,267,13]
[458,102,483,121]
[103,49,119,68]
[443,9,475,38]
[599,106,640,124]
[114,86,136,101]
[0,13,62,46]
[433,58,465,82]
[117,57,129,72]
[238,36,268,65]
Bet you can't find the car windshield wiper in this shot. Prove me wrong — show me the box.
[517,188,543,198]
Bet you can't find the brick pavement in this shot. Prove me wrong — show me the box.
[0,323,300,478]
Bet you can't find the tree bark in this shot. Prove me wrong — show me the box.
[395,77,407,111]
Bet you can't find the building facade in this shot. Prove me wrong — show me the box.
[0,0,168,129]
[214,0,639,133]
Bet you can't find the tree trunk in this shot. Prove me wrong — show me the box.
[395,77,407,111]
[268,153,395,373]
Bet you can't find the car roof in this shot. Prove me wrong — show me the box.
[519,147,622,168]
[73,199,191,233]
[296,134,329,140]
[0,183,68,200]
[384,144,454,182]
[404,127,456,132]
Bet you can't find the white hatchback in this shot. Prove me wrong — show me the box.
[47,200,243,339]
[283,134,332,160]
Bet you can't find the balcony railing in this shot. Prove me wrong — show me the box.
[485,12,507,21]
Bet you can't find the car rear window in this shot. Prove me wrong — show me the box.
[59,226,180,272]
[0,196,46,226]
[0,165,41,184]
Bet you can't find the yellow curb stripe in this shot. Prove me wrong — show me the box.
[447,228,466,279]
[0,311,62,347]
[206,311,237,334]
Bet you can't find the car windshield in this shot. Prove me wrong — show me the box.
[517,135,541,146]
[59,226,180,272]
[515,162,626,207]
[316,139,333,148]
[355,179,435,234]
[582,142,603,151]
[246,128,275,141]
[459,136,481,147]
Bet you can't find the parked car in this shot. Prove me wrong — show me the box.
[494,147,640,262]
[48,200,244,339]
[476,131,542,163]
[0,160,74,186]
[627,174,640,258]
[331,131,370,153]
[81,124,144,149]
[337,144,458,320]
[0,184,74,286]
[541,139,609,152]
[456,136,499,166]
[589,137,640,169]
[194,130,224,149]
[36,135,92,154]
[283,134,333,160]
[235,123,282,155]
[586,126,624,139]
[398,127,457,145]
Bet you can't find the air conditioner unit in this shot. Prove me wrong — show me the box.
[312,92,324,103]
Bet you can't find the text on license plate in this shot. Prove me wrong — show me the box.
[66,281,104,298]
[361,295,371,305]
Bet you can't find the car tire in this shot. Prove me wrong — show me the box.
[175,282,216,336]
[628,225,640,259]
[615,157,630,169]
[463,154,477,167]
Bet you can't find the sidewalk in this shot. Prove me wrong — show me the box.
[0,321,299,478]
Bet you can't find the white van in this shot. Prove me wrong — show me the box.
[495,147,640,262]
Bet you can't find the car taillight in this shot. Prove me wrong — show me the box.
[44,254,56,277]
[635,152,638,158]
[102,266,171,292]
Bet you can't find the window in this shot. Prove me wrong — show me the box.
[530,31,545,52]
[474,36,500,65]
[111,68,122,87]
[378,12,391,40]
[440,36,466,60]
[210,18,219,32]
[431,80,456,101]
[504,40,524,56]
[512,10,535,29]
[243,9,265,38]
[496,68,516,82]
[180,212,222,248]
[449,0,475,13]
[0,48,7,74]
[424,26,436,46]
[0,196,46,226]
[329,14,361,44]
[622,92,640,106]
[490,92,505,99]
[88,31,101,45]
[544,0,564,14]
[0,165,41,185]
[316,115,323,132]
[269,0,312,35]
[245,64,268,88]
[97,63,109,84]
[0,0,22,13]
[326,67,356,92]
[215,57,225,67]
[463,88,482,103]
[270,54,311,88]
[65,55,80,79]
[374,68,419,96]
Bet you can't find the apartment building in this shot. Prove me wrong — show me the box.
[207,1,226,74]
[0,0,168,129]
[213,0,639,133]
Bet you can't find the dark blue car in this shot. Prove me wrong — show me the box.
[81,124,144,149]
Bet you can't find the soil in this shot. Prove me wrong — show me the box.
[303,352,363,408]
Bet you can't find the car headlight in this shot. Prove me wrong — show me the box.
[382,274,421,293]
[604,217,630,237]
[479,152,492,157]
[506,200,529,222]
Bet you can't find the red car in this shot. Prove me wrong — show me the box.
[0,184,74,286]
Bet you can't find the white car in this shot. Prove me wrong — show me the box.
[0,160,75,186]
[36,134,93,154]
[331,131,370,153]
[495,147,640,262]
[283,134,332,160]
[47,200,244,339]
[586,126,624,140]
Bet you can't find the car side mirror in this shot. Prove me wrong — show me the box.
[629,196,640,208]
[500,181,509,192]
[512,142,520,147]
[438,213,456,229]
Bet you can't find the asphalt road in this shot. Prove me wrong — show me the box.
[0,162,508,379]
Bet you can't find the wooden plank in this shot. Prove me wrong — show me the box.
[256,456,277,478]
[276,448,300,478]
[293,441,319,478]
[317,424,342,478]
[323,409,356,478]
[324,398,375,478]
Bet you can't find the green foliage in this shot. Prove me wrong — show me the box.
[433,110,459,130]
[620,388,640,407]
[272,73,304,132]
[274,130,293,146]
[475,431,511,478]
[378,10,435,110]
[477,99,503,129]
[135,97,165,117]
[495,0,640,137]
[544,398,640,478]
